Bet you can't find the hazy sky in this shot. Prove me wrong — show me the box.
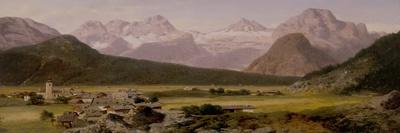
[1,0,399,33]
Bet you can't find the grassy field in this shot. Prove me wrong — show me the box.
[0,85,372,133]
[0,85,286,94]
[0,104,72,133]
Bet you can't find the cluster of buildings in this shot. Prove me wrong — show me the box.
[37,80,162,128]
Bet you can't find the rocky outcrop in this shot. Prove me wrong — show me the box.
[0,17,60,50]
[246,33,337,76]
[272,8,380,62]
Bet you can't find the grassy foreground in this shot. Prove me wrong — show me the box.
[0,85,372,133]
[0,104,72,133]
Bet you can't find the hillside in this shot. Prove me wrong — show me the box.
[246,33,337,76]
[291,31,400,93]
[0,35,298,86]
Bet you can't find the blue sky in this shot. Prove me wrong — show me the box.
[0,0,399,33]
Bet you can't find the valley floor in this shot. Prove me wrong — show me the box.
[0,85,372,133]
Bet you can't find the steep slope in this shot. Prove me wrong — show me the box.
[291,31,400,93]
[272,8,379,62]
[0,35,298,86]
[0,17,61,50]
[245,33,337,76]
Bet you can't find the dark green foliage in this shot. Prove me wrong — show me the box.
[134,97,145,103]
[224,89,251,96]
[172,112,271,131]
[0,35,299,86]
[199,104,224,115]
[182,105,201,116]
[40,110,54,121]
[149,96,159,103]
[55,96,71,104]
[181,104,223,116]
[209,88,225,95]
[209,88,251,96]
[27,93,44,105]
[209,88,216,94]
[216,88,225,94]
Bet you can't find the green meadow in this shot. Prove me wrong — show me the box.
[0,85,372,133]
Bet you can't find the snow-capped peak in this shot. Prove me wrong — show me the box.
[221,18,270,32]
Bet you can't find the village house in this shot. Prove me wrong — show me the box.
[221,105,255,113]
[57,112,79,128]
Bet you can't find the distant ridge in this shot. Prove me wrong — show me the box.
[0,35,299,85]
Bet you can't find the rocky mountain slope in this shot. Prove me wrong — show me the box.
[0,35,298,86]
[291,31,400,93]
[195,18,273,54]
[272,8,380,62]
[0,17,60,50]
[246,33,337,76]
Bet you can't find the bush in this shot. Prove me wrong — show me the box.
[216,88,225,94]
[200,104,224,115]
[40,110,54,121]
[27,94,44,105]
[149,96,159,103]
[209,88,216,94]
[181,104,223,116]
[182,105,201,116]
[134,97,145,103]
[55,96,71,104]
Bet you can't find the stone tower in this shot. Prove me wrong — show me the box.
[45,79,53,99]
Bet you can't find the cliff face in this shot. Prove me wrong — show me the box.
[272,8,379,62]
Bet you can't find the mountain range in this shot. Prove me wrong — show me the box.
[0,35,298,85]
[0,8,386,76]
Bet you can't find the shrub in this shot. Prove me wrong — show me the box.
[40,110,54,121]
[209,88,216,94]
[149,96,159,103]
[200,104,224,115]
[182,105,201,116]
[181,104,223,116]
[27,94,44,105]
[216,88,225,94]
[134,97,145,103]
[55,96,71,104]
